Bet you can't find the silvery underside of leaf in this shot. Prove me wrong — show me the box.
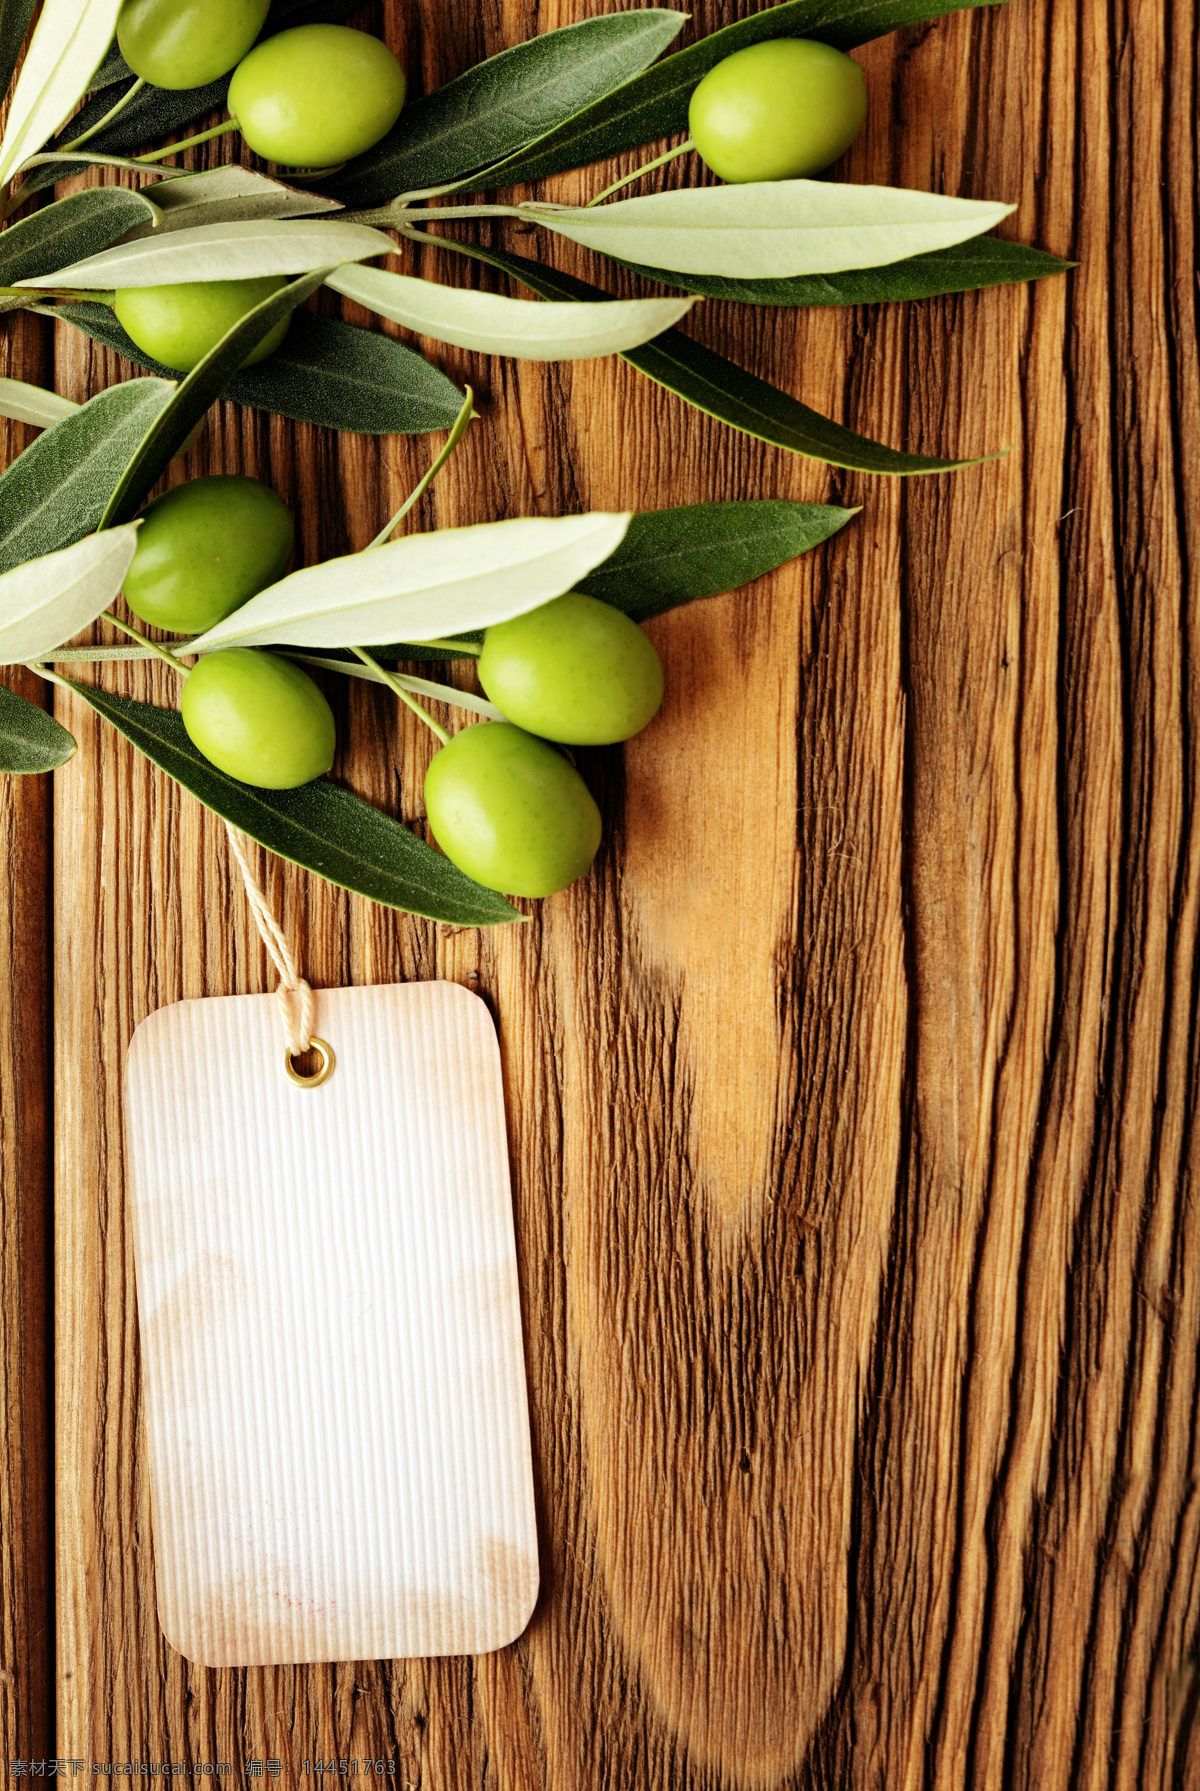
[121,166,347,239]
[189,513,634,653]
[0,525,139,663]
[0,0,123,189]
[521,181,1016,278]
[326,264,695,360]
[16,218,397,289]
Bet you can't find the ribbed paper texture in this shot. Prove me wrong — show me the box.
[123,981,539,1668]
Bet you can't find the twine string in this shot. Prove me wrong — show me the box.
[223,822,314,1057]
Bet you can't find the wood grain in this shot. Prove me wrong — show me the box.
[0,0,1194,1781]
[0,309,54,1771]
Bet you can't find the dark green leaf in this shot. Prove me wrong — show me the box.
[327,11,686,210]
[68,683,521,926]
[0,0,36,102]
[574,499,857,619]
[458,243,993,472]
[99,268,329,527]
[85,41,134,91]
[625,328,990,473]
[0,186,157,286]
[62,301,467,437]
[0,680,76,773]
[0,379,174,575]
[461,0,1010,191]
[612,235,1075,306]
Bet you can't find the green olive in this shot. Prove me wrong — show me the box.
[181,648,335,788]
[124,476,293,635]
[228,25,406,167]
[478,592,664,745]
[424,722,601,898]
[688,39,868,183]
[117,0,270,89]
[114,277,291,374]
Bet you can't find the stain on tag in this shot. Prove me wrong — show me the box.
[124,980,539,1667]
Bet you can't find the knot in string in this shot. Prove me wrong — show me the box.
[224,822,314,1058]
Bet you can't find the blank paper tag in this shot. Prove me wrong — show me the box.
[124,981,539,1668]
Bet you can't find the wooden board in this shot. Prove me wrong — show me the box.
[0,313,53,1770]
[124,983,538,1667]
[0,0,1195,1783]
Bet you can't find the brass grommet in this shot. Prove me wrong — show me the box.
[284,1036,335,1088]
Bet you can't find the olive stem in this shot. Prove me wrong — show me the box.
[389,202,525,224]
[389,174,478,205]
[351,646,451,745]
[0,285,106,305]
[132,119,243,165]
[282,651,500,718]
[36,641,194,663]
[394,220,470,253]
[56,76,148,154]
[585,138,694,206]
[366,385,476,550]
[283,162,346,183]
[13,150,173,177]
[102,611,190,674]
[22,661,73,693]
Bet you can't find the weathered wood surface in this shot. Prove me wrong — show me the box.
[0,0,1197,1782]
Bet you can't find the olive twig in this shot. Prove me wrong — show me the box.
[132,119,243,165]
[37,642,193,664]
[56,77,148,155]
[389,202,525,224]
[11,151,174,178]
[586,138,695,207]
[366,385,476,550]
[351,647,451,745]
[22,661,73,692]
[102,611,190,674]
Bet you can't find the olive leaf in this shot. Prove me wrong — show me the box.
[120,167,344,238]
[519,184,1014,280]
[0,0,123,188]
[60,301,467,437]
[326,264,696,361]
[188,513,632,653]
[574,498,859,620]
[0,0,37,102]
[99,268,330,527]
[0,376,78,430]
[0,379,175,574]
[0,680,76,772]
[367,497,859,659]
[66,683,521,926]
[455,0,1011,190]
[0,526,138,664]
[82,38,132,92]
[612,235,1075,305]
[326,9,687,210]
[450,242,995,473]
[20,218,394,290]
[0,186,159,290]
